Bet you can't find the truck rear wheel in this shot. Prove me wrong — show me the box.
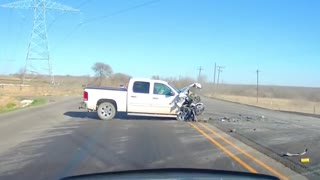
[97,102,116,120]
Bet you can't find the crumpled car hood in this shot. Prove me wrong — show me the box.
[179,83,202,94]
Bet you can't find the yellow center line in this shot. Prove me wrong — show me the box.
[199,123,288,180]
[188,122,257,173]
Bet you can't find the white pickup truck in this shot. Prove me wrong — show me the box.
[80,78,200,120]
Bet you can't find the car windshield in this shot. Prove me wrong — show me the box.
[0,1,319,180]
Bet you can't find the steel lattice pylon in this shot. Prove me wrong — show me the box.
[1,0,79,84]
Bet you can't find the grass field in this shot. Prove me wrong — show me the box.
[0,84,80,114]
[0,96,47,113]
[203,83,320,115]
[0,97,19,113]
[0,75,86,113]
[30,98,47,106]
[208,94,320,114]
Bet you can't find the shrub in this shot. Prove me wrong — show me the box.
[6,102,16,109]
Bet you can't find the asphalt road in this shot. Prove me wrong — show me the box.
[0,97,307,180]
[201,97,320,179]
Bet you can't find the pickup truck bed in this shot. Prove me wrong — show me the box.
[85,86,127,91]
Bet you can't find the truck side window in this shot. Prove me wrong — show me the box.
[153,83,172,95]
[133,81,150,94]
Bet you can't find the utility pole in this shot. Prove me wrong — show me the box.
[213,62,216,84]
[217,66,224,87]
[1,0,80,84]
[197,66,203,82]
[256,69,260,103]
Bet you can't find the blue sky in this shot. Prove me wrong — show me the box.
[0,0,320,87]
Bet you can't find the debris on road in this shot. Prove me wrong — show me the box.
[199,118,208,123]
[300,158,310,163]
[253,128,256,131]
[229,129,236,133]
[232,118,240,122]
[221,117,230,122]
[282,148,308,157]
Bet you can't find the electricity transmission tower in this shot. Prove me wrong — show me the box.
[1,0,80,84]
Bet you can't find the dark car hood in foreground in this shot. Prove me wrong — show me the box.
[61,168,280,180]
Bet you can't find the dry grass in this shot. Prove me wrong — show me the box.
[0,96,21,113]
[207,94,320,114]
[203,84,320,102]
[202,83,320,114]
[0,73,132,99]
[0,94,48,113]
[0,74,88,98]
[0,74,127,113]
[0,82,82,113]
[0,85,83,97]
[0,75,84,114]
[0,84,81,112]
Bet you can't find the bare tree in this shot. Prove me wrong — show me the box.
[92,62,113,86]
[14,68,26,84]
[151,75,160,80]
[110,73,131,86]
[159,76,195,89]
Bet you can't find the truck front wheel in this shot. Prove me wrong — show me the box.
[97,102,116,120]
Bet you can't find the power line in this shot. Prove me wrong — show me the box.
[47,0,89,31]
[83,0,161,25]
[52,0,161,52]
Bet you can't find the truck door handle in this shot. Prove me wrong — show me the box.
[153,97,158,99]
[131,96,137,98]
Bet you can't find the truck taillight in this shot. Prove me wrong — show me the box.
[84,91,88,101]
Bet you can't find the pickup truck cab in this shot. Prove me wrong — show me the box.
[81,78,184,120]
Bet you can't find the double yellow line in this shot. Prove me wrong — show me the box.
[188,122,288,180]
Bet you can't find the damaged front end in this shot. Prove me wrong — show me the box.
[175,82,205,121]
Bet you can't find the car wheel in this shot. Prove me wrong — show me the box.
[176,107,189,121]
[97,102,116,120]
[193,95,201,103]
[176,111,185,121]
